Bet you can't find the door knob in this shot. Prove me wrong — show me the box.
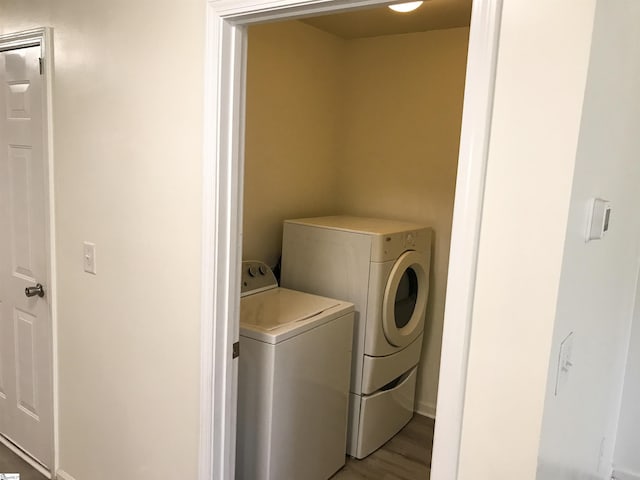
[25,283,45,298]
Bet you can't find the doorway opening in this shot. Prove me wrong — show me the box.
[200,0,502,479]
[241,7,469,477]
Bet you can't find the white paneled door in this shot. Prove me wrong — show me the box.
[0,44,53,469]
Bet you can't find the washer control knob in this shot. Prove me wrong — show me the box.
[259,265,268,276]
[248,265,258,277]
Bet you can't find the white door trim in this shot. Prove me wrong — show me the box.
[430,1,502,478]
[0,27,57,478]
[200,1,503,478]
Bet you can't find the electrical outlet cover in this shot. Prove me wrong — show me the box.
[555,332,574,396]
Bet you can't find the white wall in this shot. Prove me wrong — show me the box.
[1,1,204,479]
[616,286,640,478]
[457,1,598,478]
[536,1,640,478]
[243,23,469,417]
[339,27,469,417]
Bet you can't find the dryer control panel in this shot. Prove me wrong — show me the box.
[241,261,278,297]
[404,232,417,248]
[371,228,433,262]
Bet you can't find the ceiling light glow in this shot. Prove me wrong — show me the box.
[388,1,423,12]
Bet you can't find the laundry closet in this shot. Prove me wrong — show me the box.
[238,3,471,478]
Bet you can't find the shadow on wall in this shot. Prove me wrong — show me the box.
[419,230,439,384]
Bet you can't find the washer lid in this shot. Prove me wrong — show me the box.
[240,288,353,344]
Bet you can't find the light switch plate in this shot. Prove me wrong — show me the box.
[83,242,96,275]
[555,332,574,396]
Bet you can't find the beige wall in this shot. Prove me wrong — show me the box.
[243,22,345,266]
[244,23,469,415]
[1,1,204,479]
[339,27,469,416]
[457,1,598,478]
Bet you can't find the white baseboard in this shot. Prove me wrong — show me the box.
[0,434,51,479]
[415,399,437,419]
[56,469,78,480]
[614,469,640,480]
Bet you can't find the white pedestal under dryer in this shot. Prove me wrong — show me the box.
[281,216,432,458]
[236,261,354,480]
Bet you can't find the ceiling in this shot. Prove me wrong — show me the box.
[301,0,472,40]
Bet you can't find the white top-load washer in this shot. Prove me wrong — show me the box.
[236,261,354,480]
[281,216,432,458]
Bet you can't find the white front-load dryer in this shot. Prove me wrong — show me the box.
[281,216,433,459]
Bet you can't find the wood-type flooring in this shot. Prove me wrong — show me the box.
[332,414,434,480]
[0,443,45,480]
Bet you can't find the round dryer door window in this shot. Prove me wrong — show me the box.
[382,250,429,348]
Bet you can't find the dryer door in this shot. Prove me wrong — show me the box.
[382,250,429,348]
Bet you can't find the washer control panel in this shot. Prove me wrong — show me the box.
[241,260,278,296]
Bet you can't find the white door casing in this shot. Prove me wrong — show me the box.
[200,2,502,479]
[0,30,55,473]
